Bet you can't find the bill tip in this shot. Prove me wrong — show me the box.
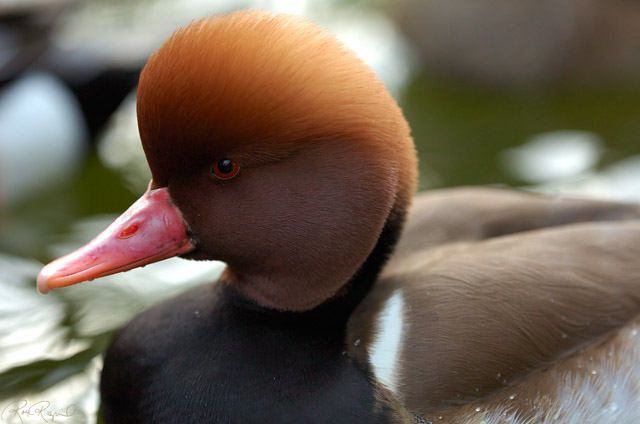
[36,267,52,295]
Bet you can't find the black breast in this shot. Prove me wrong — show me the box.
[99,283,398,424]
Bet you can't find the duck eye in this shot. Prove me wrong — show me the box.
[212,158,240,180]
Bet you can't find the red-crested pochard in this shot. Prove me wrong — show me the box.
[37,10,640,424]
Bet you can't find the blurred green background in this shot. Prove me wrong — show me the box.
[1,0,639,422]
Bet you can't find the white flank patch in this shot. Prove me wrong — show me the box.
[369,289,406,395]
[467,325,640,424]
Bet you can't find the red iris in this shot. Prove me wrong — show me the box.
[212,158,240,180]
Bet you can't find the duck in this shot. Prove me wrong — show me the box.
[36,10,640,424]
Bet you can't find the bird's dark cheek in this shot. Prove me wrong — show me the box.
[178,221,223,261]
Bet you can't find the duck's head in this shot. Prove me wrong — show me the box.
[37,10,417,311]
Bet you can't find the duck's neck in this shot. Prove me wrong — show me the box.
[208,205,409,416]
[212,205,408,421]
[320,205,407,321]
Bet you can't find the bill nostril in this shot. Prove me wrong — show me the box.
[119,224,140,239]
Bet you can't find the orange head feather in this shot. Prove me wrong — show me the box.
[137,10,416,204]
